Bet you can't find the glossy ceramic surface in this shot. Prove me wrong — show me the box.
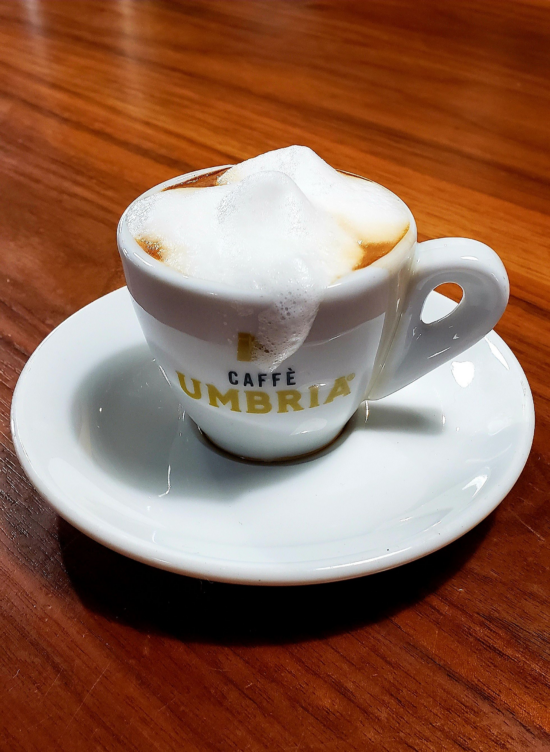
[118,168,509,460]
[11,288,534,585]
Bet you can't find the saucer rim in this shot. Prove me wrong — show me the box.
[11,288,535,586]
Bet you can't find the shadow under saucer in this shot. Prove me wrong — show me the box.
[58,515,492,645]
[62,344,488,642]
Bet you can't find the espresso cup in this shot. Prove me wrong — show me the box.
[118,167,509,461]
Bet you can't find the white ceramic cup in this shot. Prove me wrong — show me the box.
[118,167,509,461]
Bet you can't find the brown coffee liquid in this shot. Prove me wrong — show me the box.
[163,167,229,190]
[337,171,409,267]
[354,231,409,268]
[139,168,408,269]
[135,237,162,259]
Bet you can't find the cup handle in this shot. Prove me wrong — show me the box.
[366,237,509,400]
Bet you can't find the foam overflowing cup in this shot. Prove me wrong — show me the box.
[127,146,410,368]
[119,146,508,461]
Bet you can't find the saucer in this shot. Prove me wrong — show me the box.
[11,288,534,585]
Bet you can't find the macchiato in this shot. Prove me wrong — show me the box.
[127,146,410,368]
[118,148,508,460]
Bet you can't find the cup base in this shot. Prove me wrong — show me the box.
[197,420,350,464]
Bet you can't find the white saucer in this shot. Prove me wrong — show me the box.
[11,288,534,585]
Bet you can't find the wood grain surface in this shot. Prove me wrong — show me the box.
[1,1,549,750]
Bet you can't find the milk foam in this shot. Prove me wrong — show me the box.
[127,146,410,368]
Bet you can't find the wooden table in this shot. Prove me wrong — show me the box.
[1,1,548,749]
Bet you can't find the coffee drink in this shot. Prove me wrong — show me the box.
[119,146,508,460]
[126,146,410,368]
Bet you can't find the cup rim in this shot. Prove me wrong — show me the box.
[117,165,417,305]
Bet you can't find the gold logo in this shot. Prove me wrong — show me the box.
[176,371,355,414]
[237,332,256,362]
